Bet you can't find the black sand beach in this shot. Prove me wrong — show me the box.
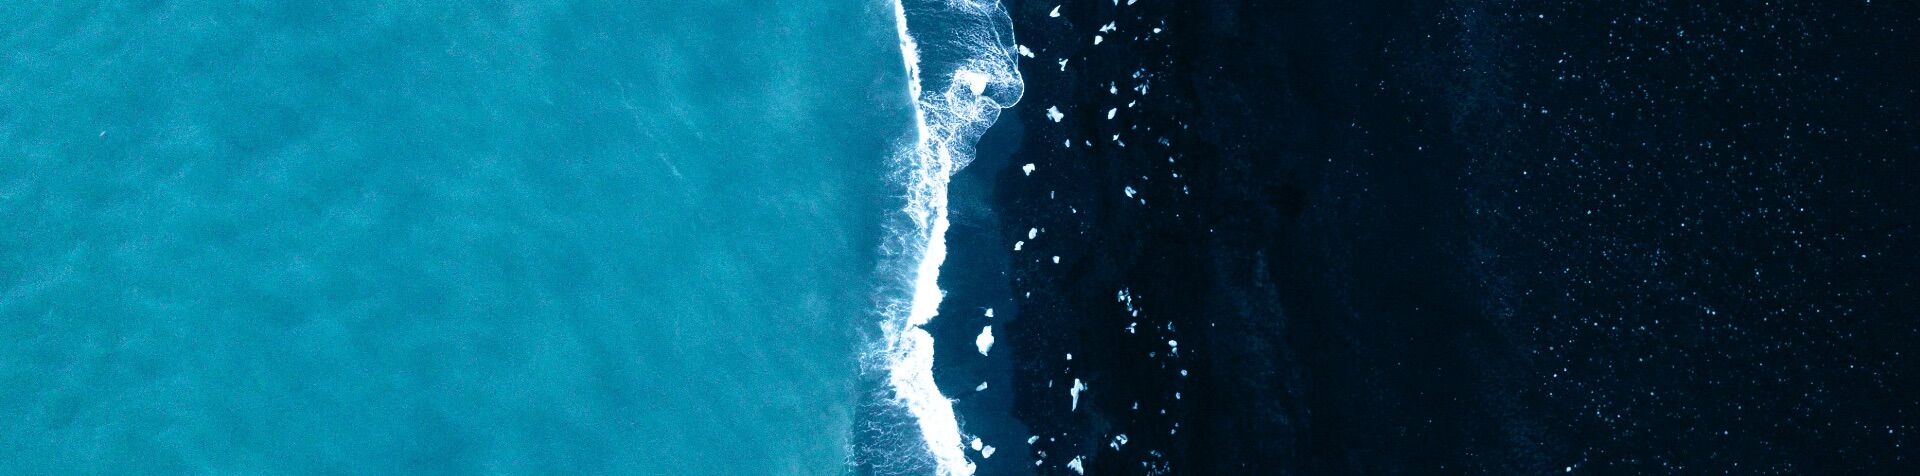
[934,0,1918,474]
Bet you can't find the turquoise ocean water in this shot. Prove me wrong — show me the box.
[0,1,926,473]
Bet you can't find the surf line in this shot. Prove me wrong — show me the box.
[882,0,1022,475]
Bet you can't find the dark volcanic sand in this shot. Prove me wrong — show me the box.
[932,0,1919,474]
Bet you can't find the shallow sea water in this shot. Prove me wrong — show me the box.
[0,2,915,473]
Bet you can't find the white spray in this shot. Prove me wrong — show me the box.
[882,0,1023,475]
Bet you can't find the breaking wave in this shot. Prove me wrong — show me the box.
[867,0,1022,475]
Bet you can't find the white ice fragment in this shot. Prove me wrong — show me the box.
[976,326,995,356]
[1045,106,1064,122]
[1168,339,1179,348]
[956,70,989,96]
[1028,436,1040,445]
[1100,22,1117,33]
[1049,6,1061,17]
[976,381,989,391]
[1014,240,1024,251]
[982,446,997,458]
[1067,456,1086,475]
[1107,108,1118,119]
[1093,35,1103,45]
[1028,228,1039,239]
[1124,186,1137,198]
[985,308,994,318]
[1052,256,1061,264]
[1070,379,1087,411]
[1018,45,1035,58]
[1023,163,1037,175]
[1058,58,1069,71]
[971,437,984,451]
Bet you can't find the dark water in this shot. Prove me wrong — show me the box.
[950,0,1918,474]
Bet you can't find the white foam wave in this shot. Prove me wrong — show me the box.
[879,0,1023,475]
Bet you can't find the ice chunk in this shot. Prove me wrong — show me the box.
[1023,163,1037,175]
[1067,456,1085,475]
[1107,108,1117,119]
[1028,227,1039,239]
[976,381,989,391]
[971,437,984,451]
[957,70,989,96]
[1045,106,1064,122]
[1049,6,1061,18]
[1018,45,1035,58]
[976,326,995,356]
[1070,379,1087,411]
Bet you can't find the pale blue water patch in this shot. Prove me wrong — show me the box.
[0,1,915,473]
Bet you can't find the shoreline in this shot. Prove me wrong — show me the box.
[929,110,1029,476]
[881,0,1025,474]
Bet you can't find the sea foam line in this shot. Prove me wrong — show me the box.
[882,0,1022,475]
